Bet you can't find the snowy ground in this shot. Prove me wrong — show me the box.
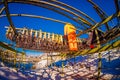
[0,48,120,80]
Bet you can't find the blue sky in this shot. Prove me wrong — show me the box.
[0,0,117,55]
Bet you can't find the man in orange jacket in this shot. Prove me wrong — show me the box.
[64,23,78,51]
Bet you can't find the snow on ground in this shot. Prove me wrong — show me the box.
[0,65,27,80]
[0,48,120,80]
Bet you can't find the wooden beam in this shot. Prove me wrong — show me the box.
[77,11,120,36]
[4,0,17,35]
[0,41,25,55]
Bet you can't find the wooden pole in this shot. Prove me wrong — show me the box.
[98,53,102,80]
[95,29,101,80]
